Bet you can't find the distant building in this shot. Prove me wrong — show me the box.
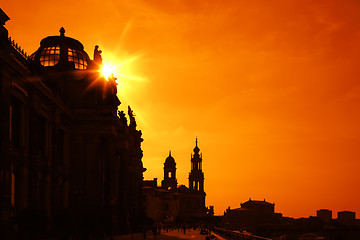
[317,209,332,221]
[338,211,356,223]
[223,198,282,230]
[143,138,209,222]
[0,9,145,238]
[240,199,275,215]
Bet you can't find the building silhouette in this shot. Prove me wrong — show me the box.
[0,9,145,238]
[223,198,282,231]
[221,204,360,239]
[317,209,332,222]
[189,138,204,192]
[338,211,356,224]
[143,138,209,222]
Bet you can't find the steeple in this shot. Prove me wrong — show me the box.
[193,137,200,155]
[188,138,204,192]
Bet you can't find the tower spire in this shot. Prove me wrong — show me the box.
[189,138,204,192]
[193,137,200,155]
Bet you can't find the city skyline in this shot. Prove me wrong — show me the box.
[2,0,360,218]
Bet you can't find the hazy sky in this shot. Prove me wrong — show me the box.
[3,0,360,217]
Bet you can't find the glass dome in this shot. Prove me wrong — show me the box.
[29,27,91,73]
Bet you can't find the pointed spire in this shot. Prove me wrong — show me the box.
[193,137,200,154]
[169,150,171,156]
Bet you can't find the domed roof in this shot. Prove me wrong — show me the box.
[28,27,92,73]
[164,151,176,166]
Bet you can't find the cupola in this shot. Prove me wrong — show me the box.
[29,27,93,74]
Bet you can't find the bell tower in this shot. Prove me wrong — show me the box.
[161,151,178,190]
[189,138,204,192]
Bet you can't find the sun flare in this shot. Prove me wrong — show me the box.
[101,64,116,79]
[99,53,146,85]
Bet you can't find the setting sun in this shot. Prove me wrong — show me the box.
[101,64,116,79]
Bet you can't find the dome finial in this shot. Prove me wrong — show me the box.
[196,137,198,147]
[169,150,171,156]
[60,27,65,37]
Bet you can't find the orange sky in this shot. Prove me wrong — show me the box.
[3,0,360,218]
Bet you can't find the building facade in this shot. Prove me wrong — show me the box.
[0,9,145,238]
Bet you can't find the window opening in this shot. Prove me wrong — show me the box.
[68,48,88,69]
[40,46,60,66]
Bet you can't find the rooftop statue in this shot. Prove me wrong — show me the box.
[128,106,137,128]
[94,45,103,65]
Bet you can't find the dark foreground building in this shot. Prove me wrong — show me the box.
[0,9,145,239]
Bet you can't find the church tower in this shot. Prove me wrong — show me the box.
[189,138,204,192]
[161,151,178,190]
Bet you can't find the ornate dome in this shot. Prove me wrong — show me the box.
[29,27,92,73]
[164,151,176,167]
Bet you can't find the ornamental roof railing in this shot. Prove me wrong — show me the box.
[8,36,28,60]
